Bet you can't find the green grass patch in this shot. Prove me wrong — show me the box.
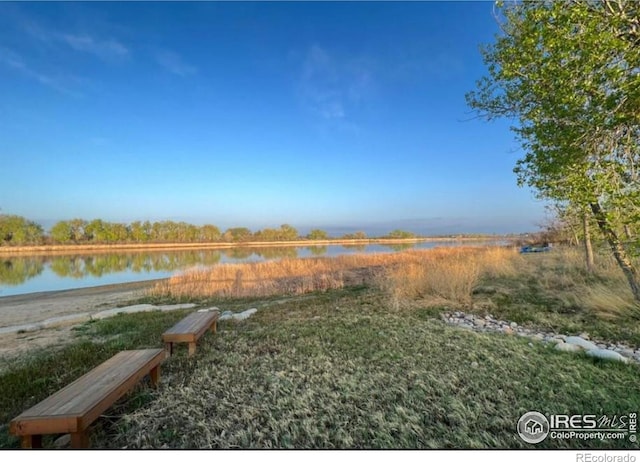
[1,285,639,449]
[472,252,640,346]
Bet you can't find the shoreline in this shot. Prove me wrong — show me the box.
[0,278,165,304]
[0,278,163,327]
[0,279,165,357]
[0,236,508,256]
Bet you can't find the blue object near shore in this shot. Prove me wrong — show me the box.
[520,245,552,254]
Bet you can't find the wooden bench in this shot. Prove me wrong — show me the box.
[162,310,219,357]
[10,348,165,449]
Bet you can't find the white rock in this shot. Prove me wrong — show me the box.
[41,313,91,328]
[91,303,198,320]
[619,349,635,359]
[219,308,258,322]
[232,308,258,321]
[579,332,590,340]
[555,342,583,353]
[510,322,518,329]
[218,311,234,321]
[90,304,156,320]
[156,303,197,311]
[197,306,220,313]
[565,336,598,351]
[586,349,629,363]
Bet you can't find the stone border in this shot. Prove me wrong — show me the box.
[441,311,638,364]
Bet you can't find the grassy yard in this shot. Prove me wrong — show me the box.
[1,246,639,449]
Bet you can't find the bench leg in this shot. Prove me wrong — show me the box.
[150,365,161,387]
[210,321,217,334]
[188,342,197,357]
[71,431,89,449]
[21,435,42,449]
[164,342,173,357]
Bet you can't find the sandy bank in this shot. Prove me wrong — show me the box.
[0,279,164,358]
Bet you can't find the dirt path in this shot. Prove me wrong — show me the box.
[0,280,163,358]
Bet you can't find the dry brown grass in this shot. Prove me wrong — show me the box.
[151,251,414,298]
[150,246,519,307]
[469,245,640,322]
[525,247,640,320]
[380,246,519,308]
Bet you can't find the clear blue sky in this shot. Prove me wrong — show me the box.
[0,1,546,236]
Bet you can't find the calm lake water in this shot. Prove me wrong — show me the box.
[0,241,505,297]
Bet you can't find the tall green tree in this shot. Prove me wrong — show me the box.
[307,229,329,240]
[129,221,151,242]
[199,224,221,242]
[223,227,252,242]
[85,219,109,243]
[0,215,44,245]
[278,224,299,241]
[50,219,90,243]
[467,0,640,302]
[50,221,73,244]
[385,229,416,239]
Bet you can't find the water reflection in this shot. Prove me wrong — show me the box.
[0,246,313,286]
[380,243,415,251]
[341,244,368,252]
[1,258,45,285]
[0,240,507,296]
[45,252,224,280]
[307,246,328,256]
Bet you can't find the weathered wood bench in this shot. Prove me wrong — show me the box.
[162,310,219,357]
[10,348,165,449]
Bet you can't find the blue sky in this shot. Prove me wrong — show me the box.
[0,1,547,236]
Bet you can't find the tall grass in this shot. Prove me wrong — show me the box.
[513,246,640,320]
[151,246,519,308]
[381,246,519,307]
[150,252,395,299]
[151,244,639,317]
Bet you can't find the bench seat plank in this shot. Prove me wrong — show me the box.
[10,348,165,439]
[162,311,219,356]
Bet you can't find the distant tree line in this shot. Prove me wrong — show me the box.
[0,214,423,246]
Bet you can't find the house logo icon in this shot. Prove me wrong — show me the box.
[517,411,550,444]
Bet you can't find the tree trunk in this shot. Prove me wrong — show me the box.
[566,221,580,247]
[624,224,633,239]
[590,202,640,303]
[582,212,594,272]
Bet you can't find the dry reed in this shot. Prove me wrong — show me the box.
[381,246,519,307]
[150,246,518,305]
